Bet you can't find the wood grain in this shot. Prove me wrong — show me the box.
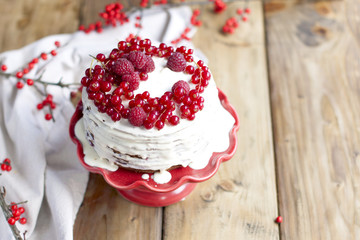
[265,1,360,239]
[73,174,162,240]
[0,0,80,52]
[163,2,279,239]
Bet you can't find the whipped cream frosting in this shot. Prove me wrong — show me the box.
[80,56,235,176]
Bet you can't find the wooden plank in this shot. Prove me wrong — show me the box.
[0,0,80,52]
[265,1,360,239]
[163,2,280,239]
[73,174,163,240]
[73,1,163,239]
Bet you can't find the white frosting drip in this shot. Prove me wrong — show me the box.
[81,56,235,175]
[153,170,172,184]
[75,119,119,171]
[141,174,150,180]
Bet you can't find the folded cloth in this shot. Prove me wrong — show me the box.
[0,6,194,240]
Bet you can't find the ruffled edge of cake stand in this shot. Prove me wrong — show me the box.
[69,88,239,193]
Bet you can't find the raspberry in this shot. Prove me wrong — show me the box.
[140,55,155,73]
[172,80,190,95]
[127,51,146,69]
[128,107,146,126]
[122,72,140,91]
[167,52,186,72]
[112,58,134,76]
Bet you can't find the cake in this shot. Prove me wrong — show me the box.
[77,38,235,178]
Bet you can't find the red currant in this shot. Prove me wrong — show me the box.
[189,89,199,100]
[1,164,7,171]
[54,41,61,47]
[147,110,159,123]
[125,91,134,100]
[45,114,52,121]
[3,158,10,164]
[169,115,180,125]
[16,81,24,89]
[37,103,43,110]
[143,104,151,113]
[121,108,130,119]
[50,50,57,56]
[8,217,16,225]
[139,72,148,81]
[111,95,121,106]
[18,207,25,214]
[26,79,34,86]
[185,65,195,74]
[144,120,154,129]
[111,112,121,121]
[1,64,7,71]
[41,53,47,60]
[12,209,21,217]
[118,41,127,50]
[94,92,105,103]
[88,81,101,92]
[187,113,195,120]
[50,102,56,109]
[96,53,106,62]
[16,72,23,79]
[100,81,112,92]
[155,120,165,130]
[6,165,11,171]
[20,218,27,224]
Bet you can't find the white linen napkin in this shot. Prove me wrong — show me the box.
[0,6,194,240]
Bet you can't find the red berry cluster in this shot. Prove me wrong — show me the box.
[81,39,210,130]
[191,9,202,26]
[222,17,239,34]
[213,0,227,13]
[100,2,128,26]
[36,94,56,121]
[79,3,129,34]
[171,27,191,45]
[237,7,251,22]
[79,21,103,34]
[7,203,27,226]
[222,7,251,34]
[1,158,12,172]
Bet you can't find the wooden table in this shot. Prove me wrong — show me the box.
[1,0,359,239]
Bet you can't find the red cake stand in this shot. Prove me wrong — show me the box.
[69,89,239,207]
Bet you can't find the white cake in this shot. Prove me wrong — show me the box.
[79,40,235,174]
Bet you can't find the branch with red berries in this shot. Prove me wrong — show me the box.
[0,159,28,240]
[0,41,81,122]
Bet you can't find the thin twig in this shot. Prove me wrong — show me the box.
[0,187,23,240]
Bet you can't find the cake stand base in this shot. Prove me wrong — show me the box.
[117,182,197,207]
